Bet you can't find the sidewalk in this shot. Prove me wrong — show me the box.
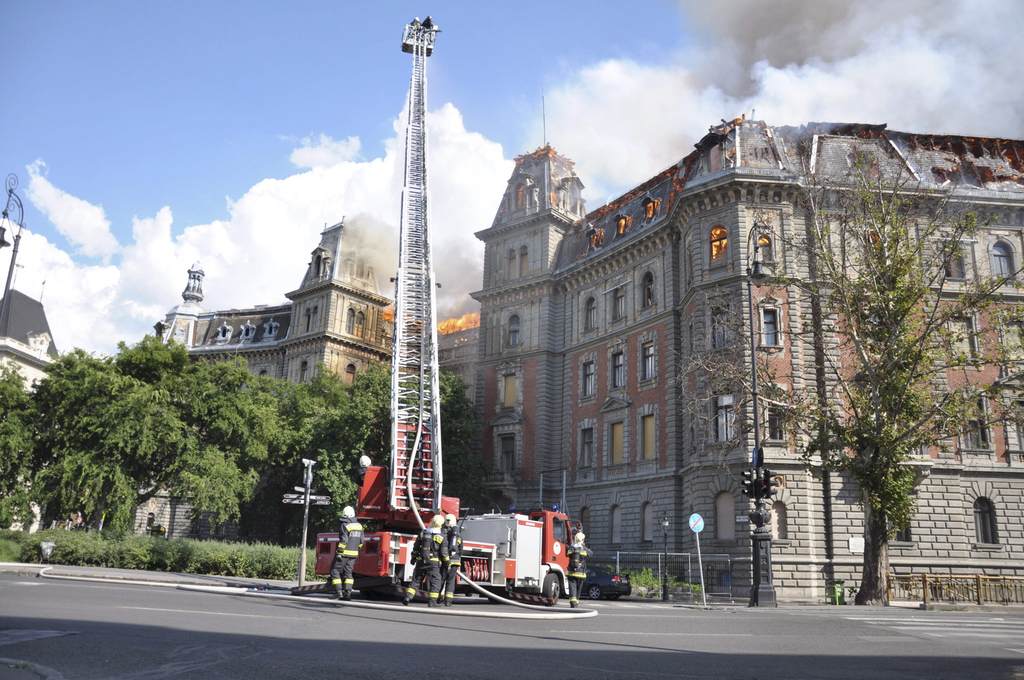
[0,562,295,591]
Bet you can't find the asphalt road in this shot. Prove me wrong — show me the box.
[1,569,1023,680]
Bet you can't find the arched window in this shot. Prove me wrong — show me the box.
[304,309,312,332]
[642,502,654,542]
[758,234,773,263]
[506,249,517,279]
[507,314,520,346]
[710,225,729,261]
[714,491,735,539]
[345,363,357,384]
[519,245,528,277]
[346,308,356,334]
[993,242,1013,278]
[612,287,625,320]
[610,505,622,544]
[580,507,591,537]
[974,497,998,544]
[641,273,655,309]
[259,369,268,377]
[299,360,308,383]
[584,297,598,331]
[771,501,788,540]
[311,306,319,331]
[355,311,365,338]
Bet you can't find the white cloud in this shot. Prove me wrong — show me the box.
[289,134,363,168]
[26,160,120,260]
[21,103,508,355]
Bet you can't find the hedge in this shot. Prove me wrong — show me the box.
[0,529,319,582]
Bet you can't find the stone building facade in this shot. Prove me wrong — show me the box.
[158,220,392,385]
[472,120,1024,599]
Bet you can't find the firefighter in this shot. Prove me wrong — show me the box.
[566,532,591,608]
[403,514,446,606]
[329,506,364,601]
[441,513,462,606]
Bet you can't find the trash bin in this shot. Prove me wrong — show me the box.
[39,541,56,563]
[827,579,846,605]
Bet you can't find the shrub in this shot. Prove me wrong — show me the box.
[12,529,308,581]
[0,538,20,562]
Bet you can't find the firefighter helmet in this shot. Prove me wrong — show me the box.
[431,514,445,528]
[358,454,371,468]
[445,513,457,527]
[575,532,585,543]
[342,506,355,519]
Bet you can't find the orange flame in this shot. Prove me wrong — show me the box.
[438,312,480,335]
[382,306,395,323]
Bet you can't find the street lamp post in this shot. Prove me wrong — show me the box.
[746,221,777,608]
[659,511,672,602]
[0,174,24,339]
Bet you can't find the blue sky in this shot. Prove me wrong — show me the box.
[3,0,1023,355]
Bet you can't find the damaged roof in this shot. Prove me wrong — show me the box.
[554,118,1024,272]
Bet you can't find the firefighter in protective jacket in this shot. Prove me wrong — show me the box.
[403,514,446,606]
[330,506,364,600]
[441,513,462,606]
[566,532,591,608]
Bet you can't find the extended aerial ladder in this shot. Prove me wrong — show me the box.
[358,17,451,533]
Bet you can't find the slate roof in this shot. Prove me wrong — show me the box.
[0,289,58,356]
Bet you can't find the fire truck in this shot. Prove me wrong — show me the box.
[303,18,575,606]
[314,478,575,604]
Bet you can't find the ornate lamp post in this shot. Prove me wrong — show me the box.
[659,511,672,602]
[745,220,777,607]
[0,174,25,338]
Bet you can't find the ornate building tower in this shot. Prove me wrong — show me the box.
[472,146,587,503]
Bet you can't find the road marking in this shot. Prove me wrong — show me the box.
[0,630,76,647]
[118,606,311,620]
[551,630,753,636]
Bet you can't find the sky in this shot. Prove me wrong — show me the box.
[2,0,1023,356]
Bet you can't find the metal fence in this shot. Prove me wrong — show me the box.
[888,574,1024,606]
[610,551,734,597]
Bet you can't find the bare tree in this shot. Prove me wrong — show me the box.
[782,158,1024,604]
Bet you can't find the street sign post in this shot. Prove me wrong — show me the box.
[297,459,316,587]
[689,513,708,607]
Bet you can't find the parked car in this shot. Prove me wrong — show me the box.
[582,565,631,600]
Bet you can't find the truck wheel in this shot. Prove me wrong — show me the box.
[543,573,561,606]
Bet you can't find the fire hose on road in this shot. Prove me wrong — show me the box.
[37,567,598,620]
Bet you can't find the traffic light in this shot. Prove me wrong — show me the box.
[761,468,780,499]
[741,468,756,498]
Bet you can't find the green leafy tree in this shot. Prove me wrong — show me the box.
[0,364,37,528]
[438,369,486,506]
[289,362,483,535]
[32,337,293,531]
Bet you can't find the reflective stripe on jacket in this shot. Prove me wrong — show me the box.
[339,520,364,558]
